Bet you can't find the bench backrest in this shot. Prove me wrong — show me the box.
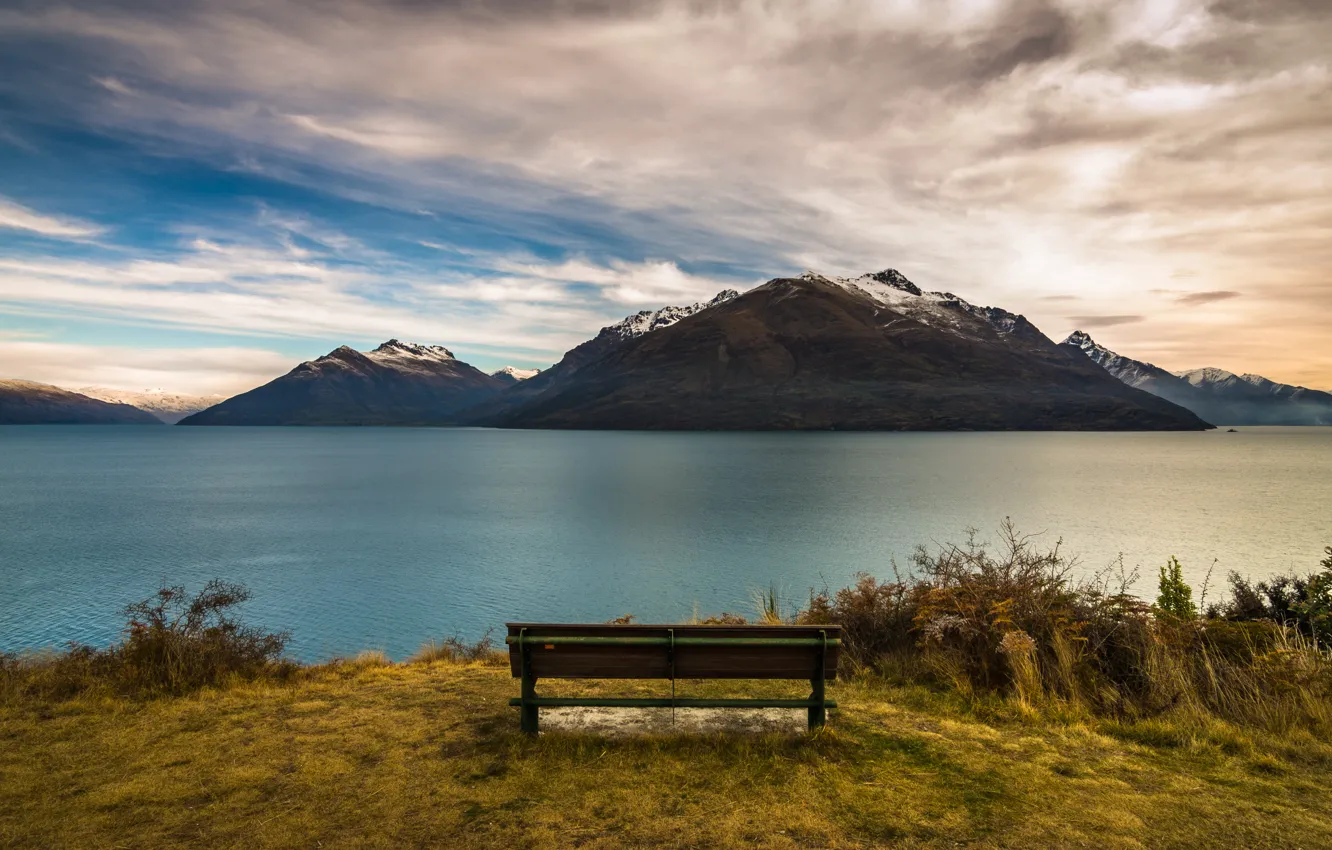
[505,623,841,680]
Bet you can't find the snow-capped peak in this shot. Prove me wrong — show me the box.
[599,289,741,343]
[492,366,539,381]
[368,339,455,362]
[1064,330,1096,349]
[1063,331,1123,362]
[1175,367,1238,387]
[806,268,1032,340]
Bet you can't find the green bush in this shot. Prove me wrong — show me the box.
[1157,556,1197,621]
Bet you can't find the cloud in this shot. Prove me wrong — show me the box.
[1175,290,1241,306]
[0,341,294,396]
[0,197,104,238]
[1067,314,1147,328]
[491,257,748,305]
[0,229,747,378]
[0,0,1329,386]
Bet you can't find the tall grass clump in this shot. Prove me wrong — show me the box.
[411,631,506,665]
[1,580,291,701]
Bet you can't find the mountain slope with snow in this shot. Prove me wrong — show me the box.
[811,270,1049,347]
[179,340,505,426]
[0,380,163,425]
[491,366,540,385]
[599,290,742,343]
[467,271,1208,431]
[78,387,226,424]
[460,289,741,422]
[1064,334,1332,425]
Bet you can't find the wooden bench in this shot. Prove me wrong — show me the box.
[505,623,841,735]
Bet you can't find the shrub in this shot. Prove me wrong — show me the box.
[116,580,290,693]
[799,574,916,668]
[698,612,749,625]
[790,524,1332,730]
[1215,548,1332,645]
[1157,556,1197,621]
[2,580,290,701]
[910,521,1089,696]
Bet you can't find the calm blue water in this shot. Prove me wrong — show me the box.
[2,426,1329,661]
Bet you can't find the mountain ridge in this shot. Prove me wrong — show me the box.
[1063,332,1332,425]
[0,380,165,425]
[465,271,1210,431]
[77,387,226,424]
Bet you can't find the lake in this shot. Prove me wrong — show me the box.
[2,426,1329,661]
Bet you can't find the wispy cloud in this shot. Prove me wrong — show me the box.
[0,341,293,396]
[1067,314,1147,328]
[1175,290,1241,306]
[0,229,744,371]
[0,197,104,239]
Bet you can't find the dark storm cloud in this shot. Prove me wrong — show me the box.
[965,4,1078,83]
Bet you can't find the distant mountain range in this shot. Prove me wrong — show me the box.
[5,268,1327,430]
[1063,332,1332,425]
[77,387,225,424]
[490,366,541,385]
[0,380,163,425]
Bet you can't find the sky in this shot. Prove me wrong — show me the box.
[0,0,1329,396]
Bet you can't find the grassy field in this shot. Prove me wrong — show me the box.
[4,655,1332,849]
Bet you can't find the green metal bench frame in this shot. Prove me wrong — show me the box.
[505,623,841,735]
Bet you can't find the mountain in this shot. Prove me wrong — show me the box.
[1064,333,1332,425]
[465,271,1209,431]
[1174,368,1332,424]
[178,340,505,426]
[1061,331,1217,414]
[0,380,164,424]
[461,289,740,422]
[77,387,226,424]
[491,366,540,385]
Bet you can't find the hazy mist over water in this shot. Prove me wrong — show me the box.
[2,426,1329,661]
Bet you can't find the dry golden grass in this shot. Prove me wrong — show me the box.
[4,659,1332,849]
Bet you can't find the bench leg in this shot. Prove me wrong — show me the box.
[520,672,539,735]
[808,674,826,730]
[809,635,827,731]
